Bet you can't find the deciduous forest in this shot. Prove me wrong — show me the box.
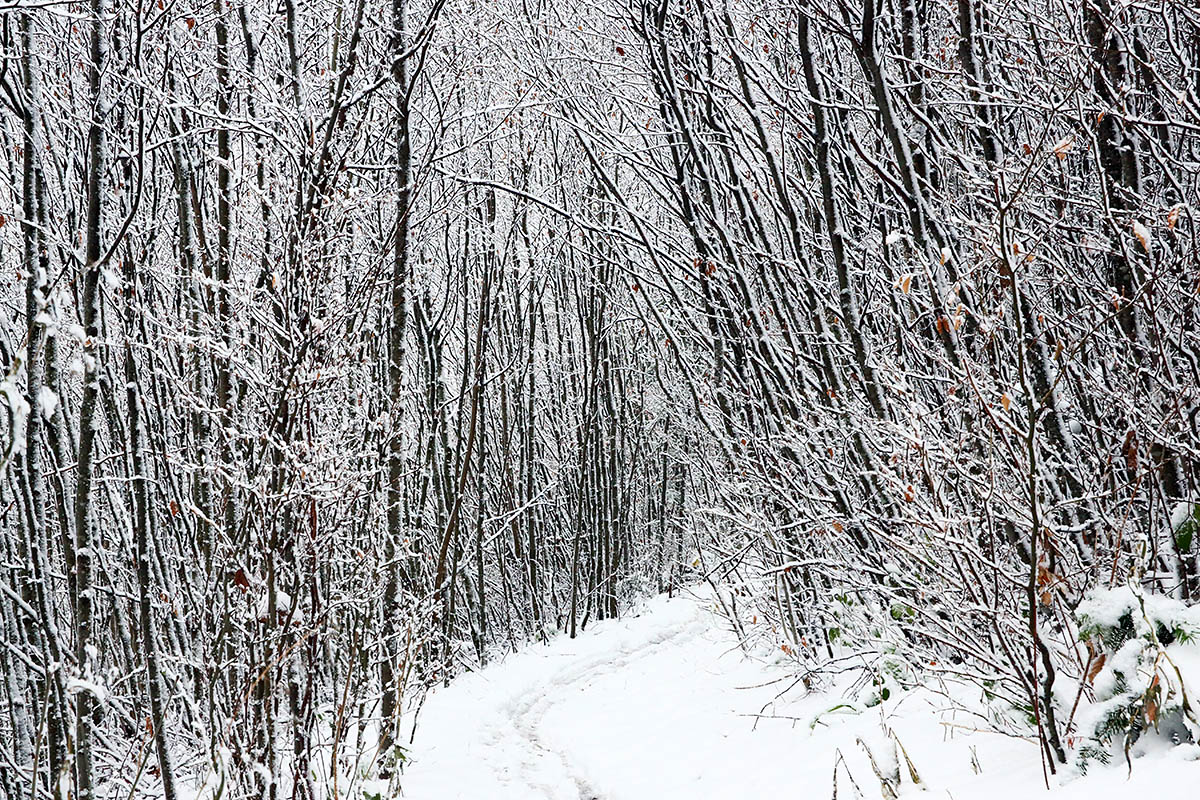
[1,0,1198,797]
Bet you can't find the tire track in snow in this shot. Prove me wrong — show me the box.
[493,605,708,800]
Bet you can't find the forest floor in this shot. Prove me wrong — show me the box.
[390,592,1198,800]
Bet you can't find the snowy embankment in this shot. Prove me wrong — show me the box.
[392,592,1198,800]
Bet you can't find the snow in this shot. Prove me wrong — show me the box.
[37,385,58,420]
[0,376,31,456]
[1132,220,1153,253]
[1170,501,1195,532]
[66,676,109,706]
[102,266,122,290]
[1076,583,1200,641]
[397,592,1200,799]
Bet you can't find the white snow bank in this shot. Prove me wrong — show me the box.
[396,591,1200,799]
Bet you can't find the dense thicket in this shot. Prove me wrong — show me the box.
[0,0,1197,796]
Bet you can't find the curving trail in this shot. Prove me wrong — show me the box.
[496,612,708,799]
[393,592,1189,800]
[397,596,714,800]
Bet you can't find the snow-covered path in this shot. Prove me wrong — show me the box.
[396,593,1198,800]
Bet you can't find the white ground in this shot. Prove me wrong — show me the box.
[394,592,1199,799]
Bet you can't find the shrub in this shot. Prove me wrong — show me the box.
[1073,586,1200,772]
